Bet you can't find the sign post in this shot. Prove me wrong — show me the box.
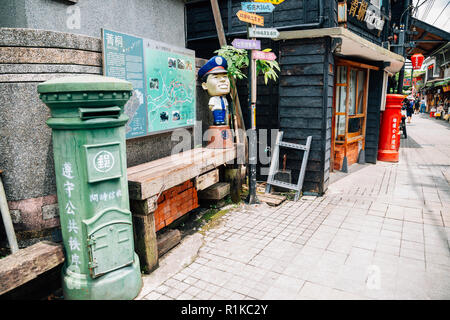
[246,5,261,204]
[236,0,281,204]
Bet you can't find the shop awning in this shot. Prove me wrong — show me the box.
[407,18,450,57]
[276,27,405,73]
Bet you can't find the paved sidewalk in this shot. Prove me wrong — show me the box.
[136,114,450,300]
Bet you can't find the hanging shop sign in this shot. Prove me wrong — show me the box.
[236,10,264,26]
[248,27,280,39]
[252,50,277,61]
[232,38,261,50]
[102,29,196,139]
[411,53,424,70]
[347,0,386,34]
[241,2,275,13]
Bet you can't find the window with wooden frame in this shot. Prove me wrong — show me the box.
[332,58,378,158]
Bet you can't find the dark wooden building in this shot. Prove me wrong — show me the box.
[185,0,405,195]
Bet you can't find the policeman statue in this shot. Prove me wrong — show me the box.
[198,56,234,148]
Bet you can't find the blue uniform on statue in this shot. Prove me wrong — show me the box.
[198,56,230,125]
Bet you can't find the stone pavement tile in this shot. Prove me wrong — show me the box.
[307,237,332,250]
[296,281,333,300]
[376,242,400,256]
[401,239,425,252]
[394,273,430,300]
[340,222,362,232]
[424,273,450,299]
[380,228,402,240]
[143,291,162,300]
[425,252,450,267]
[367,209,386,218]
[378,236,401,247]
[401,230,424,243]
[165,287,183,299]
[158,294,174,300]
[397,256,426,272]
[400,247,425,261]
[184,285,202,297]
[262,285,299,300]
[345,247,374,267]
[305,266,340,288]
[353,238,378,251]
[327,237,355,255]
[329,289,370,300]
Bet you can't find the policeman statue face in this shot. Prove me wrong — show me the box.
[201,72,230,96]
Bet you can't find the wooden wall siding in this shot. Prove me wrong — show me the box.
[364,69,384,164]
[278,37,332,195]
[186,0,322,43]
[347,23,383,46]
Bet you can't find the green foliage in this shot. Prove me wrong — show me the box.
[214,45,280,84]
[256,48,281,85]
[214,45,249,80]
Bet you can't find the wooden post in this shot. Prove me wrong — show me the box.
[210,0,245,203]
[247,16,259,204]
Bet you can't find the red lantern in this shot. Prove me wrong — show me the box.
[411,53,424,70]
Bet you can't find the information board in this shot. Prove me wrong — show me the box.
[102,29,196,139]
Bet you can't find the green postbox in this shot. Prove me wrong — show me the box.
[38,75,142,300]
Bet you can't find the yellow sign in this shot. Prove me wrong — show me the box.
[236,10,264,26]
[254,0,285,4]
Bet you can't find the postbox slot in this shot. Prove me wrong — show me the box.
[79,107,121,120]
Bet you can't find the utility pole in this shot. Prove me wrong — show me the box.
[396,0,412,94]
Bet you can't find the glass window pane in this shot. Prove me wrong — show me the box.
[335,115,346,140]
[348,118,362,134]
[357,70,366,114]
[336,86,347,113]
[348,70,357,115]
[337,66,347,84]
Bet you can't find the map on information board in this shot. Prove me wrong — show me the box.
[102,29,196,139]
[144,39,196,133]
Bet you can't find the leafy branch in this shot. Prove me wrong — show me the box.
[214,45,280,84]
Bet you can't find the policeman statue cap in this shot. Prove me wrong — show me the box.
[198,56,228,80]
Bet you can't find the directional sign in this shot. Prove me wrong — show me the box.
[232,38,261,50]
[254,0,285,4]
[241,2,275,13]
[236,10,264,26]
[252,50,277,61]
[248,27,280,39]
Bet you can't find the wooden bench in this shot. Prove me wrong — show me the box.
[127,146,237,273]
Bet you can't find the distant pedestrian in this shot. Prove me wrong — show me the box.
[406,99,414,123]
[420,97,427,113]
[414,97,420,114]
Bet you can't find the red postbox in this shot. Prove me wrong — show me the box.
[377,94,403,162]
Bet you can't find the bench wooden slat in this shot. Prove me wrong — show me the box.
[127,149,208,182]
[126,148,205,176]
[127,147,236,200]
[0,241,64,295]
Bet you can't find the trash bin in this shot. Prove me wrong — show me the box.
[38,75,142,300]
[377,94,403,162]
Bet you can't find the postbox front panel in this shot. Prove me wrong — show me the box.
[84,208,134,278]
[88,222,134,278]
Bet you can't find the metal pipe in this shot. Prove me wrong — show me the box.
[0,174,19,254]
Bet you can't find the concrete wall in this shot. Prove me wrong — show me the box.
[0,0,185,47]
[0,24,211,247]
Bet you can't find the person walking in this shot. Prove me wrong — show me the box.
[414,96,420,114]
[406,98,414,123]
[420,96,427,113]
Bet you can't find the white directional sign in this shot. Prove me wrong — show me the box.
[248,27,280,39]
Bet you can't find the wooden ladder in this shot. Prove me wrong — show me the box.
[265,132,312,201]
